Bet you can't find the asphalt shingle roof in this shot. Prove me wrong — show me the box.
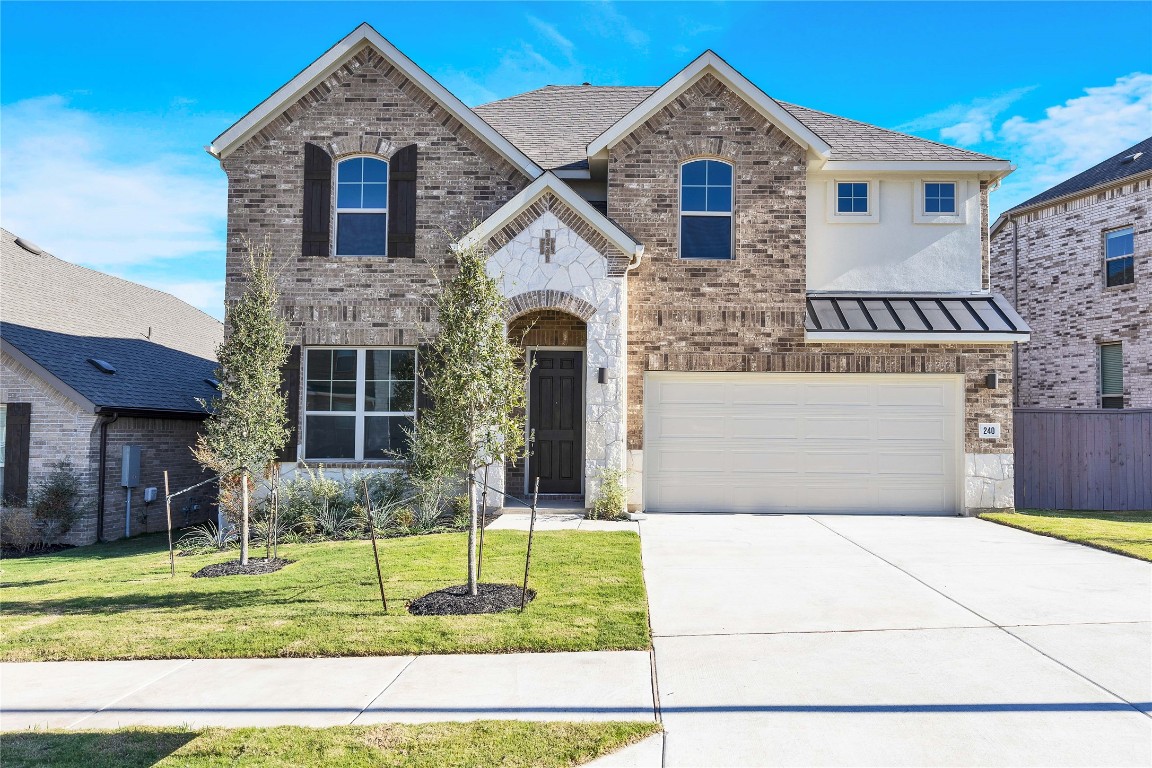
[1004,136,1152,214]
[1,229,224,414]
[474,85,1003,169]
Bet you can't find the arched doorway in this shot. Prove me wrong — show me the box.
[507,309,587,498]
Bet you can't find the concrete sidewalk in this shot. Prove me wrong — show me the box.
[0,651,656,731]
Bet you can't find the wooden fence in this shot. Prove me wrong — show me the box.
[1014,408,1152,511]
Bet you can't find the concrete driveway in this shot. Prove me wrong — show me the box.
[642,514,1152,767]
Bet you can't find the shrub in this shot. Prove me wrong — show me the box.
[176,521,238,554]
[30,460,87,543]
[280,463,355,536]
[590,466,628,521]
[0,507,40,552]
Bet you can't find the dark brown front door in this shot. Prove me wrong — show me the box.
[529,350,582,494]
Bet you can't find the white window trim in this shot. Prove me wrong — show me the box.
[678,158,735,260]
[1103,225,1135,288]
[334,155,388,258]
[302,347,417,462]
[913,179,966,224]
[827,179,879,224]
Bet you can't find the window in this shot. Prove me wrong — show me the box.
[1105,227,1135,287]
[304,348,416,460]
[335,157,388,257]
[923,182,957,214]
[0,404,6,500]
[680,159,733,259]
[1100,343,1123,409]
[836,182,869,214]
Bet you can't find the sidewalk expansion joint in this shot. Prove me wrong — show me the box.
[67,658,194,729]
[349,655,418,725]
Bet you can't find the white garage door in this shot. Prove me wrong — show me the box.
[644,373,963,515]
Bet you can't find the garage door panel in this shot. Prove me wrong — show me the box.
[645,373,961,515]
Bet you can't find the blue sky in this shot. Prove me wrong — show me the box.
[2,1,1149,319]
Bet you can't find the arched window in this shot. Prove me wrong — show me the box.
[680,159,733,260]
[335,156,388,256]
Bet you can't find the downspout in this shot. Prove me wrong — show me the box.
[625,244,645,272]
[1011,215,1020,407]
[95,411,119,542]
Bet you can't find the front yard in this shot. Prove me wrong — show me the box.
[979,508,1152,561]
[1,721,661,768]
[0,530,650,661]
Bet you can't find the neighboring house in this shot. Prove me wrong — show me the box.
[209,23,1029,516]
[991,138,1151,410]
[0,229,223,543]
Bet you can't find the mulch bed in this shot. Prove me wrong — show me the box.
[191,558,294,578]
[408,583,535,615]
[1,543,75,559]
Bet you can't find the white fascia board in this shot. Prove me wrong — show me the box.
[458,173,643,257]
[1,339,97,413]
[805,331,1029,344]
[209,23,543,179]
[587,51,832,160]
[820,160,1014,176]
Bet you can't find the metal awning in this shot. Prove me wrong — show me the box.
[805,293,1030,342]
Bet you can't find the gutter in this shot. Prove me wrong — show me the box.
[626,244,645,272]
[95,411,119,542]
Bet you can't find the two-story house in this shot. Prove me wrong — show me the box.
[209,24,1029,516]
[991,138,1150,410]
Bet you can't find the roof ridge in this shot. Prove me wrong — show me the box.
[777,101,1006,162]
[1004,135,1152,213]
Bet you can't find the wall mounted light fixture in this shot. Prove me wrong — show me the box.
[986,372,999,389]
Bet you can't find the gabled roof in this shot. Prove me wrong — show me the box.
[474,86,655,171]
[586,51,832,160]
[475,86,1008,172]
[0,229,223,415]
[457,172,643,262]
[1003,136,1152,215]
[209,23,543,179]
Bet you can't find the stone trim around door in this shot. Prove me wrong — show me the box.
[487,210,628,508]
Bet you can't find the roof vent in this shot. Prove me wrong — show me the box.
[1121,152,1144,164]
[88,358,116,374]
[204,377,221,390]
[14,237,43,255]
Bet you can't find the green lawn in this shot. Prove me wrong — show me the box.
[0,721,661,768]
[0,530,650,661]
[979,509,1152,561]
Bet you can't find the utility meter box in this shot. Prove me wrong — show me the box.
[121,445,141,488]
[143,487,158,503]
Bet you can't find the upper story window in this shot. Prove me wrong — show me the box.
[923,182,957,214]
[335,157,388,257]
[303,347,416,460]
[1105,226,1135,287]
[680,159,733,260]
[836,182,870,214]
[1099,342,1123,409]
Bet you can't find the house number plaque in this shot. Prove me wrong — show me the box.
[979,423,1001,439]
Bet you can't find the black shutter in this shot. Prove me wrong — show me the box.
[302,143,332,257]
[416,343,435,415]
[277,346,301,462]
[388,144,418,258]
[3,403,31,505]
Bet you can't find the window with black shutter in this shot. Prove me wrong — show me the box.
[2,402,31,505]
[302,143,333,257]
[388,144,418,258]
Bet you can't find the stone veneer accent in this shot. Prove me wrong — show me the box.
[991,180,1150,408]
[487,204,627,503]
[608,72,1014,510]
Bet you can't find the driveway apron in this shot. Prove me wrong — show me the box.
[641,514,1152,767]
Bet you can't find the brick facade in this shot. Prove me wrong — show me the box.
[1,352,211,543]
[991,179,1151,408]
[608,74,1013,459]
[222,45,531,349]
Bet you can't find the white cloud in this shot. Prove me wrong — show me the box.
[0,96,226,271]
[527,15,577,62]
[0,96,227,318]
[998,72,1152,198]
[586,1,649,51]
[898,87,1035,146]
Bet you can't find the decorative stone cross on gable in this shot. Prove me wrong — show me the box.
[539,229,556,262]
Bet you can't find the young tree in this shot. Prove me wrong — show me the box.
[408,237,526,596]
[194,240,289,565]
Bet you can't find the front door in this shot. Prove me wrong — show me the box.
[529,350,583,494]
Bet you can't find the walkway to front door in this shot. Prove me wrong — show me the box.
[529,350,583,494]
